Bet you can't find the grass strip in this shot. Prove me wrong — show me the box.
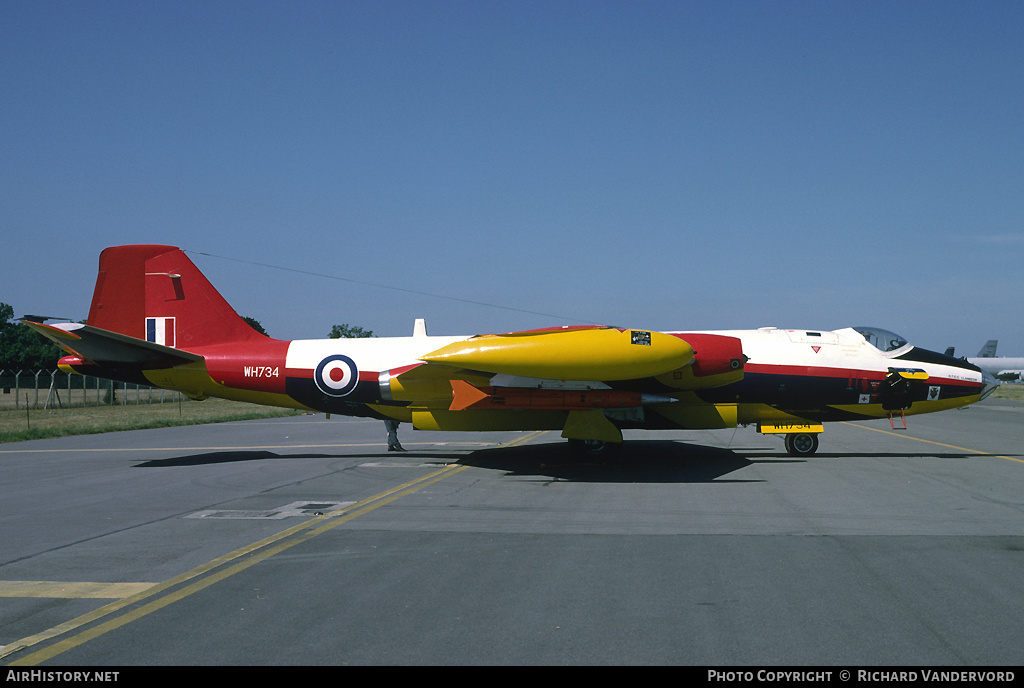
[0,398,305,444]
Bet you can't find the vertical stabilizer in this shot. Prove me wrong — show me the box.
[87,245,267,350]
[977,340,998,358]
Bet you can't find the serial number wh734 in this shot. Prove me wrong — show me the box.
[243,366,280,378]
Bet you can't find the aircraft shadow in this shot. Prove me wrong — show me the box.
[459,440,759,484]
[137,446,1021,475]
[134,442,757,483]
[134,451,455,467]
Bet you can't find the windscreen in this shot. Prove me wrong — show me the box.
[853,326,909,352]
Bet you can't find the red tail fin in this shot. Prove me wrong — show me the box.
[87,245,267,349]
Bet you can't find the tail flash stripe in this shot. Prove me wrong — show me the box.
[145,317,175,347]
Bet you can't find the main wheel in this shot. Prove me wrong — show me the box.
[567,439,622,459]
[784,433,819,456]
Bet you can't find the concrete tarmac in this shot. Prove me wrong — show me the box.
[1,399,1022,665]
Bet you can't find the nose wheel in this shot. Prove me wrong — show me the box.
[784,433,819,456]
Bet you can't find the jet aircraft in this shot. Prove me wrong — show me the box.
[24,245,998,456]
[967,340,1024,382]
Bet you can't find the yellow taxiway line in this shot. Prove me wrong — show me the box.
[3,430,548,665]
[0,582,157,599]
[842,422,1024,464]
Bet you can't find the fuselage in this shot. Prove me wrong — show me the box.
[78,324,992,433]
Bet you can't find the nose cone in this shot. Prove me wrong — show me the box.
[980,370,999,400]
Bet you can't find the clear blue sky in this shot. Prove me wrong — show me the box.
[3,1,1022,355]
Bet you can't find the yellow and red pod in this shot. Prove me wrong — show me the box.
[421,326,694,381]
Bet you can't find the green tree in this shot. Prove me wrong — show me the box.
[329,324,374,338]
[0,302,63,371]
[243,316,267,335]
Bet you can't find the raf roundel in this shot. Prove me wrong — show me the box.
[314,355,359,397]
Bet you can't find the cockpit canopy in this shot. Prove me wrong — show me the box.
[853,326,909,353]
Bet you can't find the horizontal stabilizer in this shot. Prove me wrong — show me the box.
[22,320,203,369]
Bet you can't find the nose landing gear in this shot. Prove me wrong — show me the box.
[784,432,819,456]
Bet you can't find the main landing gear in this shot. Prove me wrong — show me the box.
[784,433,819,456]
[567,439,622,459]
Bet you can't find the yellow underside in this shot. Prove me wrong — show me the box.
[142,364,314,411]
[737,404,818,426]
[651,397,738,429]
[828,395,981,418]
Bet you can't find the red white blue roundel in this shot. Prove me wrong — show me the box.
[314,355,359,397]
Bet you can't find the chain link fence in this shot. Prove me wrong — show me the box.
[0,370,187,410]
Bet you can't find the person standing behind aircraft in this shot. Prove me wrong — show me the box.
[385,419,405,452]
